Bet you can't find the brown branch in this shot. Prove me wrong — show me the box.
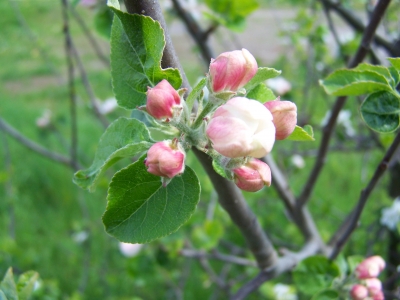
[328,131,400,260]
[231,240,321,300]
[297,0,393,208]
[320,0,400,57]
[69,4,110,67]
[0,117,77,169]
[62,0,80,171]
[170,0,215,65]
[180,249,257,267]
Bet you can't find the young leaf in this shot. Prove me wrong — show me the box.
[108,2,182,109]
[74,118,153,191]
[354,63,395,88]
[17,271,39,300]
[320,69,392,96]
[0,290,6,300]
[186,78,207,113]
[293,256,340,296]
[360,91,400,133]
[244,67,281,92]
[388,57,400,72]
[0,268,18,300]
[389,67,400,86]
[103,155,201,243]
[246,83,276,103]
[286,125,315,141]
[311,289,340,300]
[212,159,229,179]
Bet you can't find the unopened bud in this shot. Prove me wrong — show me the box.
[209,49,258,93]
[146,80,182,120]
[144,139,185,179]
[350,284,369,300]
[232,158,271,192]
[365,278,382,296]
[356,256,385,279]
[264,98,297,140]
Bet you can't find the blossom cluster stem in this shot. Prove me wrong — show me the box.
[192,101,216,129]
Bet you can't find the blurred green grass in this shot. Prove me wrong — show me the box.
[0,1,395,299]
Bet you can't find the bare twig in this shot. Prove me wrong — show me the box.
[70,39,110,128]
[69,4,110,67]
[231,240,321,300]
[320,0,400,57]
[171,0,215,65]
[180,249,257,267]
[297,0,392,208]
[62,0,80,171]
[329,131,400,260]
[0,117,76,169]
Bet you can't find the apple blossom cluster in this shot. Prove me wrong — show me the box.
[350,256,386,300]
[142,49,297,191]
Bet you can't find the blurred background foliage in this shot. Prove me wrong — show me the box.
[0,0,399,299]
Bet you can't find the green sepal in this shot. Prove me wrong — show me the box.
[244,67,281,92]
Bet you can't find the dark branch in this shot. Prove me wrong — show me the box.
[329,131,400,260]
[297,0,392,208]
[0,117,77,169]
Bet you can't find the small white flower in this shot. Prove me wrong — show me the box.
[266,77,292,95]
[36,109,51,128]
[291,154,305,169]
[273,283,298,300]
[380,197,400,230]
[98,98,118,115]
[119,242,143,258]
[72,231,89,244]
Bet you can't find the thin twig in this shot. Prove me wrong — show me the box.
[70,39,110,128]
[0,117,76,169]
[180,249,257,267]
[69,4,110,67]
[170,0,215,65]
[62,0,80,171]
[297,0,392,208]
[328,131,400,260]
[320,0,399,57]
[231,240,321,300]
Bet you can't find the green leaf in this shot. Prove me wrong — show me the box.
[74,118,153,191]
[388,57,400,72]
[186,78,207,113]
[212,159,229,179]
[108,4,182,109]
[311,289,340,300]
[0,290,7,300]
[94,6,113,39]
[347,255,364,273]
[360,91,400,133]
[204,0,258,31]
[354,63,396,88]
[246,83,276,103]
[293,256,340,296]
[389,67,400,86]
[17,271,39,300]
[192,220,224,250]
[320,69,392,96]
[0,268,17,300]
[286,125,315,141]
[103,155,201,243]
[244,67,281,92]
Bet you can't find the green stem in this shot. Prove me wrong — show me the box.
[192,101,216,129]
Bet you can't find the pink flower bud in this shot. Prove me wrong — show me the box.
[206,97,275,158]
[350,284,369,300]
[209,49,258,93]
[365,278,382,296]
[144,140,185,178]
[146,80,182,120]
[264,98,297,140]
[356,256,386,279]
[232,158,271,192]
[371,291,385,300]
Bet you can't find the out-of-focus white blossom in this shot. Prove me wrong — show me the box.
[119,242,143,258]
[273,283,298,300]
[380,197,400,230]
[36,109,52,128]
[321,110,355,137]
[266,77,292,95]
[98,98,118,115]
[80,0,97,7]
[291,154,305,169]
[72,231,89,244]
